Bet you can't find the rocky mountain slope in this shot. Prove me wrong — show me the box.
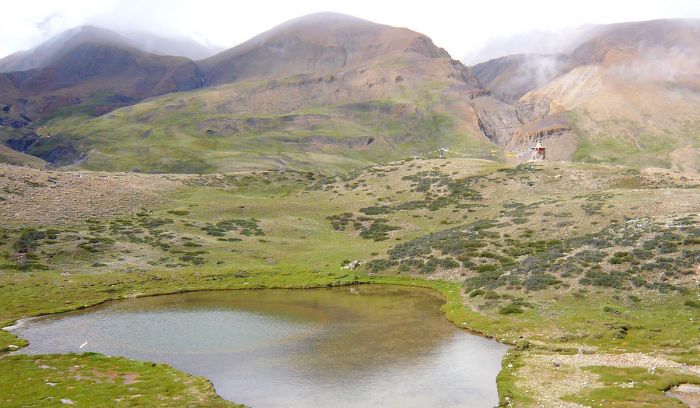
[0,26,220,72]
[0,26,131,73]
[1,16,700,173]
[199,13,466,85]
[0,26,217,129]
[0,27,209,164]
[0,36,205,121]
[470,19,700,171]
[28,13,496,172]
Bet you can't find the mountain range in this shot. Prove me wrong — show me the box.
[0,13,698,173]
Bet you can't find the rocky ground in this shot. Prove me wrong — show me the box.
[0,164,182,227]
[667,384,700,408]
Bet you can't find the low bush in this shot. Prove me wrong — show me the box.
[499,303,524,315]
[469,289,485,297]
[685,299,700,308]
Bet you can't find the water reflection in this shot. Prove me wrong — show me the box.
[14,285,507,407]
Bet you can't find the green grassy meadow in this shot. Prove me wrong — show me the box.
[1,158,699,407]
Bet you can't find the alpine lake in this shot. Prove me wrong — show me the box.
[11,285,508,407]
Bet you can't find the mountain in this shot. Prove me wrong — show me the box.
[2,16,700,174]
[200,12,460,85]
[462,24,603,65]
[34,13,495,173]
[0,25,206,120]
[0,26,207,163]
[121,31,224,60]
[471,53,567,104]
[1,41,203,118]
[469,18,700,172]
[0,26,220,73]
[0,26,133,73]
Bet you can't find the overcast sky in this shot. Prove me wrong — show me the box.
[2,0,699,60]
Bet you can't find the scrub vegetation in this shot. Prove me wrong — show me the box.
[1,158,699,407]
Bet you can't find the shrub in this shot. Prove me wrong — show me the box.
[421,257,439,274]
[439,258,460,268]
[476,264,497,273]
[202,219,264,237]
[580,270,629,288]
[524,274,561,291]
[464,269,504,290]
[180,254,205,265]
[359,205,393,215]
[685,299,700,308]
[631,248,654,260]
[608,251,633,264]
[359,220,401,241]
[398,258,423,272]
[14,228,46,253]
[364,259,397,273]
[469,289,485,297]
[499,303,524,315]
[484,291,500,300]
[167,210,190,216]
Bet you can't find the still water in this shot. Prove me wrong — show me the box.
[12,285,508,407]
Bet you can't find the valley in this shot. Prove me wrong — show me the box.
[0,9,699,408]
[1,158,699,406]
[4,16,700,174]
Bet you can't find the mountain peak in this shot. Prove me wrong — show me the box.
[0,26,222,73]
[0,26,134,72]
[201,12,450,85]
[274,12,378,27]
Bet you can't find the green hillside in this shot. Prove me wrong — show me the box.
[1,159,699,406]
[39,80,497,173]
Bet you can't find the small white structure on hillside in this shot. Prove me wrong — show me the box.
[530,140,546,161]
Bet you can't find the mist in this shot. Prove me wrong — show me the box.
[462,25,602,65]
[2,0,700,61]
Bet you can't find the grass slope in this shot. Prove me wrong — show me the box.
[38,79,496,174]
[1,353,240,407]
[1,159,699,407]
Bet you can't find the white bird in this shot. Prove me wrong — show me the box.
[79,340,88,349]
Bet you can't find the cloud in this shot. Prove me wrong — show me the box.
[1,0,700,60]
[36,13,66,34]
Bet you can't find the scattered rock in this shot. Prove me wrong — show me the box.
[666,384,700,408]
[342,260,361,270]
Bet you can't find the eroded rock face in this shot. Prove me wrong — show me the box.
[467,54,573,156]
[5,132,39,152]
[467,19,700,167]
[511,114,572,149]
[467,93,573,156]
[0,105,41,158]
[515,98,552,123]
[29,141,85,166]
[470,96,521,146]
